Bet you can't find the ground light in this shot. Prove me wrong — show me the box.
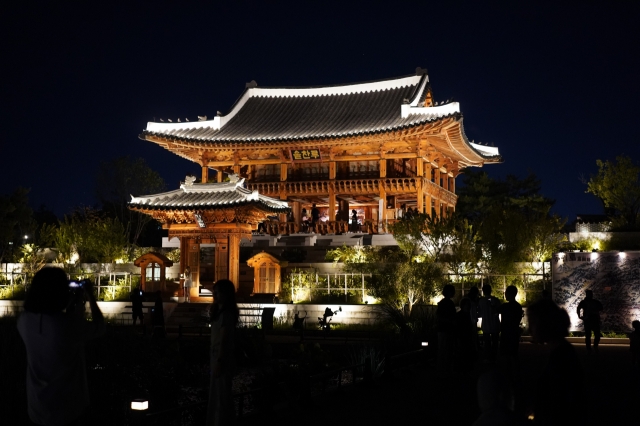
[131,399,148,410]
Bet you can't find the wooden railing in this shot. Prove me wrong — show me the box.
[246,178,457,204]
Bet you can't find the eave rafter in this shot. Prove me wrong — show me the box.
[142,114,494,170]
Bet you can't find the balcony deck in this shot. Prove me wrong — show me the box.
[246,177,457,205]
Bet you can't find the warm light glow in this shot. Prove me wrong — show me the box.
[115,258,125,264]
[421,342,429,346]
[619,251,626,258]
[363,295,378,305]
[131,399,148,410]
[592,241,600,251]
[68,252,79,264]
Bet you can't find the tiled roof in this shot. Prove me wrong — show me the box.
[141,70,501,160]
[129,179,289,212]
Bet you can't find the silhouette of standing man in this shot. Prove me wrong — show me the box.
[577,290,603,353]
[478,284,501,361]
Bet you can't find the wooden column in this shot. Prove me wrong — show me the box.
[435,168,441,187]
[424,162,431,182]
[217,170,223,183]
[233,165,240,175]
[450,176,456,194]
[329,185,336,221]
[180,237,189,275]
[379,159,387,178]
[215,238,229,282]
[426,194,432,217]
[201,166,209,183]
[292,201,301,226]
[416,178,423,213]
[329,161,336,179]
[443,172,449,191]
[228,234,241,290]
[280,164,288,181]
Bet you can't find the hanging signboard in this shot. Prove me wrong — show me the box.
[290,149,322,162]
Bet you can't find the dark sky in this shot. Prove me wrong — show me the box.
[2,2,639,220]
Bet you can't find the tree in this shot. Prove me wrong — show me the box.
[41,208,127,264]
[456,170,562,273]
[0,187,35,263]
[587,155,640,229]
[95,156,165,250]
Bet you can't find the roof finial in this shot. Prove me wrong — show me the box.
[415,67,428,76]
[246,80,258,89]
[198,115,207,121]
[216,111,222,117]
[183,175,197,186]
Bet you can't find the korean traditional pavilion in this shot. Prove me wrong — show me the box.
[133,68,501,294]
[129,175,289,295]
[141,68,500,230]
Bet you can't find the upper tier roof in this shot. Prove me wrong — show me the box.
[129,177,289,212]
[141,71,500,160]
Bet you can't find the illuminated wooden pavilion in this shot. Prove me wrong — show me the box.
[140,68,501,234]
[129,176,289,294]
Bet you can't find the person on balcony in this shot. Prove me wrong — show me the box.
[311,204,320,232]
[350,210,359,232]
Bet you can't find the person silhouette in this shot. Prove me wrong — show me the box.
[576,290,603,352]
[467,286,481,351]
[499,285,523,360]
[455,297,476,368]
[436,284,456,371]
[527,299,586,425]
[206,279,239,426]
[17,268,105,426]
[350,209,359,232]
[311,203,320,232]
[630,320,640,367]
[478,284,501,361]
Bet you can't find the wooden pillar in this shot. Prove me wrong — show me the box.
[228,234,241,290]
[435,168,441,187]
[233,165,240,175]
[426,194,432,217]
[450,176,456,194]
[215,238,229,282]
[280,163,288,181]
[416,159,424,177]
[329,186,336,221]
[379,159,387,178]
[292,201,301,227]
[216,170,223,183]
[329,161,336,179]
[424,162,432,182]
[180,236,189,274]
[201,166,209,183]
[443,172,449,191]
[416,178,423,213]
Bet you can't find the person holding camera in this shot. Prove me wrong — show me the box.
[17,267,105,426]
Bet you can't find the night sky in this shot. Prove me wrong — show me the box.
[2,2,639,221]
